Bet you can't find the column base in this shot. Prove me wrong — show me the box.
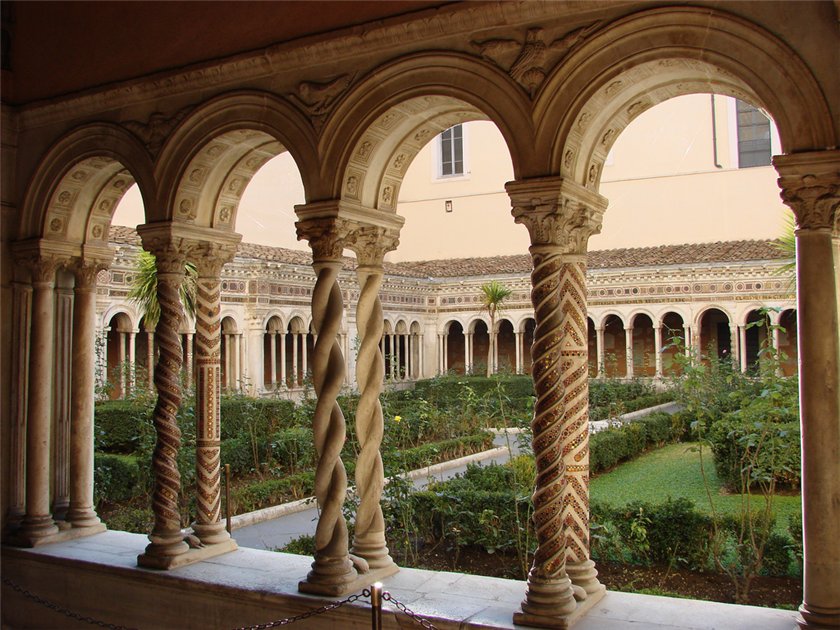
[7,522,106,548]
[797,602,840,629]
[137,538,237,570]
[566,559,603,597]
[514,586,605,629]
[299,565,399,597]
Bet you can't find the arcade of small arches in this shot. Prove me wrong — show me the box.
[4,4,839,629]
[96,229,797,401]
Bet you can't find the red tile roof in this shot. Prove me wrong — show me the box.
[109,226,788,278]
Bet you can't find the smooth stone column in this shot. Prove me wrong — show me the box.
[739,325,748,372]
[66,260,108,530]
[624,325,634,378]
[775,151,840,630]
[596,326,605,378]
[19,255,62,542]
[52,284,73,521]
[7,280,32,528]
[653,325,663,378]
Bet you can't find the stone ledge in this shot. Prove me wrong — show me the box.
[2,530,797,630]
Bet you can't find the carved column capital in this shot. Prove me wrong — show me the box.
[72,258,110,289]
[296,217,346,262]
[342,223,400,267]
[186,240,240,278]
[507,176,607,254]
[774,150,840,231]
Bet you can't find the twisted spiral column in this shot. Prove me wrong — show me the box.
[142,247,189,561]
[191,243,237,546]
[522,247,577,617]
[346,224,399,572]
[297,217,357,590]
[509,177,607,623]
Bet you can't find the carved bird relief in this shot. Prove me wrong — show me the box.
[290,74,354,116]
[472,23,601,97]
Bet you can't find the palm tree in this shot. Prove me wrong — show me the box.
[774,211,796,291]
[128,250,198,328]
[480,280,513,377]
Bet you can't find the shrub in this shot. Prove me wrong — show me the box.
[220,396,297,439]
[230,472,315,514]
[590,412,686,474]
[94,400,151,453]
[94,453,145,504]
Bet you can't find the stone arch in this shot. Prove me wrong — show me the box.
[263,313,286,332]
[536,6,836,186]
[601,313,626,378]
[496,318,516,374]
[630,312,656,377]
[320,52,535,204]
[778,308,798,376]
[153,91,319,228]
[697,306,734,363]
[19,123,155,244]
[445,319,466,375]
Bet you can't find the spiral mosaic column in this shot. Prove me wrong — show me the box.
[346,225,400,574]
[509,177,607,626]
[140,243,189,563]
[297,217,357,593]
[191,241,238,546]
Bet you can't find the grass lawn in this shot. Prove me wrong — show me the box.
[590,442,801,530]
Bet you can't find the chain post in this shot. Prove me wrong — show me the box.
[370,582,383,630]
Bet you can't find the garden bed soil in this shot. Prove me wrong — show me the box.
[409,546,801,610]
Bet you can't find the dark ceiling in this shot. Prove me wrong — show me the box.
[1,1,455,105]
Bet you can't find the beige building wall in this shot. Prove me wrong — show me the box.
[113,94,790,260]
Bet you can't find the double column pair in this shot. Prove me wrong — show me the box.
[508,177,607,628]
[136,224,240,569]
[9,243,111,546]
[295,202,402,595]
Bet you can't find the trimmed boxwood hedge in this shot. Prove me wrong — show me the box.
[94,453,146,503]
[590,411,688,474]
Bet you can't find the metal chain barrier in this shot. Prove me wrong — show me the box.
[4,577,438,630]
[233,589,370,629]
[2,577,138,630]
[382,590,438,629]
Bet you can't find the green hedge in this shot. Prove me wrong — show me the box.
[231,471,315,514]
[387,432,495,473]
[222,427,315,475]
[708,418,800,490]
[590,392,675,421]
[592,497,796,577]
[94,401,150,454]
[219,397,298,439]
[94,453,146,504]
[590,412,687,475]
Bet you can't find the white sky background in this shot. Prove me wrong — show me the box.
[112,95,790,258]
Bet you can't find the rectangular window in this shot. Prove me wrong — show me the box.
[736,100,771,168]
[439,124,464,177]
